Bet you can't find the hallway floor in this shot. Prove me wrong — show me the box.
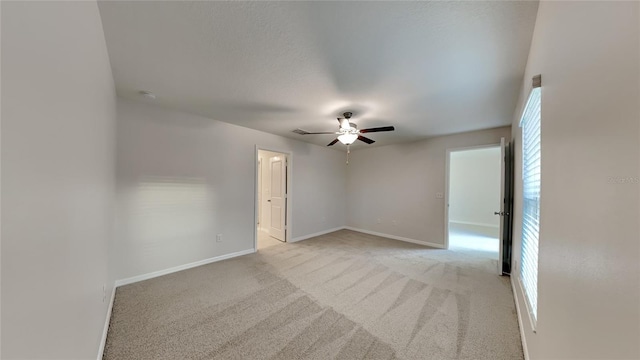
[448,223,499,258]
[257,229,284,249]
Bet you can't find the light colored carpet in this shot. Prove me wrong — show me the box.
[103,230,523,360]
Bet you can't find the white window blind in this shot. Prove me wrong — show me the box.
[520,86,541,322]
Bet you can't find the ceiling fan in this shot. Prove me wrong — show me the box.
[293,112,395,147]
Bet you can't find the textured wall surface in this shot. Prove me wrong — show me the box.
[510,2,640,358]
[115,99,347,280]
[1,2,116,358]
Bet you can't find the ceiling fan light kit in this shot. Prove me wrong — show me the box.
[292,111,395,163]
[292,111,395,164]
[337,133,358,145]
[337,121,358,145]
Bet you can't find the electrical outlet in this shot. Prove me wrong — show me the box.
[216,234,223,242]
[435,192,444,199]
[376,218,382,224]
[392,220,397,226]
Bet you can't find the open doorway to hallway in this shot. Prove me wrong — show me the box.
[256,149,289,250]
[446,146,501,256]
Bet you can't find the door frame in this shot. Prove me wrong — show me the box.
[254,146,292,250]
[444,143,501,250]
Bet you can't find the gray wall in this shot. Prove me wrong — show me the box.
[114,99,347,280]
[346,126,510,247]
[1,2,116,358]
[510,1,640,358]
[449,147,501,228]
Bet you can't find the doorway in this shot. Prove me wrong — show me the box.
[445,145,502,256]
[256,149,290,250]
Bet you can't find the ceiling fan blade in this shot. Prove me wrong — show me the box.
[359,126,395,133]
[357,135,375,144]
[338,118,350,129]
[292,129,338,135]
[327,139,339,146]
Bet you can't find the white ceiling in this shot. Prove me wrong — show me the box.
[98,1,538,149]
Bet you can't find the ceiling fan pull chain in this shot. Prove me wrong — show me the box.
[346,145,350,165]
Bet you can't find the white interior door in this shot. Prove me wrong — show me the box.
[257,159,263,231]
[269,155,286,241]
[497,137,506,274]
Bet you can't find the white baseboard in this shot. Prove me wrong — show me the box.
[511,275,530,360]
[345,227,445,249]
[97,285,116,360]
[290,226,347,242]
[114,248,256,287]
[449,220,499,229]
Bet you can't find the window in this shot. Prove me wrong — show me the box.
[520,85,541,323]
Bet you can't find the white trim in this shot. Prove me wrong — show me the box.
[444,149,451,249]
[345,227,445,249]
[290,226,347,242]
[449,220,499,229]
[257,158,262,232]
[114,249,255,287]
[96,285,116,360]
[511,274,531,360]
[517,273,538,332]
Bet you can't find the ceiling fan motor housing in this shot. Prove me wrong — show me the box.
[292,110,393,147]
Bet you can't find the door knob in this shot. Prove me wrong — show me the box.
[494,211,503,216]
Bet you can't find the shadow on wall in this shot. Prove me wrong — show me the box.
[121,176,217,273]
